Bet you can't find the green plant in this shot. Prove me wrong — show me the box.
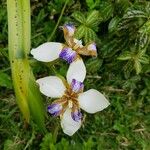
[7,0,46,131]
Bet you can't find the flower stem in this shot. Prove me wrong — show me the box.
[48,0,69,41]
[53,123,60,143]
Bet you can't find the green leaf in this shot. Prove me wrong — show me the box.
[40,133,55,150]
[99,1,114,21]
[84,27,97,43]
[123,60,134,78]
[108,16,120,33]
[136,20,150,49]
[40,134,71,150]
[75,25,86,39]
[56,138,69,150]
[73,10,100,43]
[4,139,20,150]
[134,60,142,74]
[139,20,150,34]
[7,0,46,131]
[139,55,149,64]
[115,0,130,14]
[117,51,132,60]
[123,9,147,19]
[27,75,46,131]
[86,0,100,10]
[86,58,103,73]
[0,72,12,89]
[72,11,86,24]
[136,32,149,49]
[83,138,95,149]
[86,10,102,27]
[113,122,126,134]
[123,75,141,89]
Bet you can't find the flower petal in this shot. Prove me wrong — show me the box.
[63,24,75,37]
[61,108,81,136]
[78,89,110,113]
[47,103,63,116]
[77,42,97,57]
[71,109,82,122]
[62,24,76,47]
[67,59,86,84]
[37,76,66,98]
[71,79,84,93]
[31,42,63,62]
[87,43,97,52]
[59,47,77,63]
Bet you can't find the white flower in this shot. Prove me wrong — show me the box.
[31,24,97,69]
[36,62,110,136]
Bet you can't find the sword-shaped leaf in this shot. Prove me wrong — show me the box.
[7,0,46,132]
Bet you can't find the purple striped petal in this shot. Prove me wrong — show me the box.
[88,43,97,51]
[59,48,77,63]
[71,110,82,122]
[71,79,84,93]
[64,24,75,36]
[47,103,62,117]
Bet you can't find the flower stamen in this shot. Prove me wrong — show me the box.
[47,79,83,120]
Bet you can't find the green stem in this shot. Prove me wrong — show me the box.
[53,123,60,143]
[48,0,69,41]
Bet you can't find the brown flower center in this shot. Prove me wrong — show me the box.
[62,88,79,109]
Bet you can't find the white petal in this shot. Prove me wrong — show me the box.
[78,89,110,113]
[36,76,66,98]
[31,42,63,62]
[61,108,81,136]
[67,59,86,84]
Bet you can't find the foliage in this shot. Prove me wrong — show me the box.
[7,0,46,132]
[0,0,150,149]
[72,10,102,43]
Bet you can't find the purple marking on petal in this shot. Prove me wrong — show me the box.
[71,79,84,93]
[47,103,62,117]
[59,48,77,63]
[64,24,75,36]
[88,43,97,51]
[71,110,82,122]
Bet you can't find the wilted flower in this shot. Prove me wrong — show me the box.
[30,23,97,70]
[36,71,110,136]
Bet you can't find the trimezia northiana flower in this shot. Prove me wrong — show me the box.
[36,62,110,136]
[30,23,97,66]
